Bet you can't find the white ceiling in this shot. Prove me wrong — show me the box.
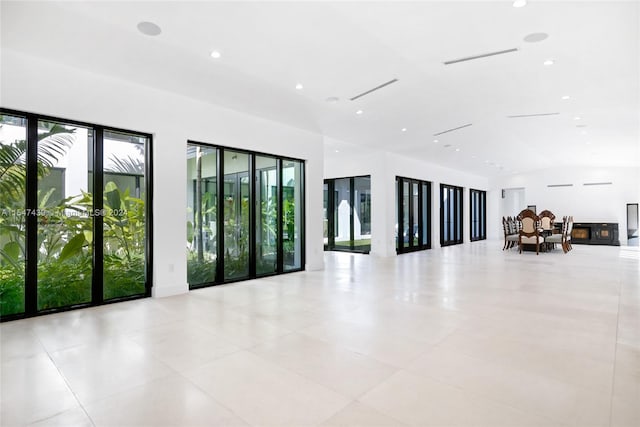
[2,1,639,177]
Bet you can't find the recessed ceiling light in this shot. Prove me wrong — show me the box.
[295,83,303,90]
[356,110,363,115]
[523,32,549,43]
[433,139,439,143]
[335,150,340,153]
[210,50,221,59]
[561,95,571,100]
[455,148,460,152]
[137,21,162,36]
[513,0,527,8]
[401,128,407,132]
[574,116,582,120]
[543,59,554,66]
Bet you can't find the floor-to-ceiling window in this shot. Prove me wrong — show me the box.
[470,189,486,241]
[186,142,305,288]
[282,159,304,271]
[323,176,371,254]
[256,155,278,276]
[0,109,152,320]
[396,177,431,254]
[440,183,463,246]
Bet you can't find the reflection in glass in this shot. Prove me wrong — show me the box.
[37,120,93,310]
[187,145,217,286]
[224,150,250,280]
[403,181,409,245]
[333,178,351,249]
[412,183,419,246]
[256,156,277,275]
[103,131,147,299]
[470,189,486,241]
[396,177,431,254]
[421,183,429,246]
[323,182,329,246]
[395,179,399,250]
[0,115,27,316]
[354,177,371,251]
[283,160,302,271]
[441,184,463,246]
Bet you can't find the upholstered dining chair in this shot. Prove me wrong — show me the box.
[538,210,555,232]
[564,216,574,252]
[502,216,519,250]
[538,210,556,250]
[517,209,544,254]
[545,216,566,251]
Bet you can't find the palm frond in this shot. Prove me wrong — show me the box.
[106,155,145,174]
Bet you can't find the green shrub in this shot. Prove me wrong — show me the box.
[0,267,25,316]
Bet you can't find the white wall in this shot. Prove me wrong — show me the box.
[491,166,640,245]
[325,145,491,257]
[1,49,325,298]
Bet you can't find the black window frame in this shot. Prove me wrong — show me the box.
[396,176,432,254]
[323,175,371,254]
[186,141,305,289]
[0,108,153,322]
[440,183,464,247]
[470,188,487,241]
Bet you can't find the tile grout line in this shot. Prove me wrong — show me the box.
[607,264,623,427]
[40,338,97,427]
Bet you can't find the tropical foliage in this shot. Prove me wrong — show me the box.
[0,120,146,317]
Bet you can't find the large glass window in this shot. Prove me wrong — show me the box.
[0,114,27,317]
[470,189,486,241]
[187,146,217,286]
[223,150,250,281]
[0,109,151,321]
[37,120,93,310]
[354,176,371,251]
[440,183,463,246]
[324,176,371,254]
[396,176,431,254]
[103,131,147,300]
[333,178,352,250]
[256,156,278,276]
[282,160,303,271]
[186,142,305,288]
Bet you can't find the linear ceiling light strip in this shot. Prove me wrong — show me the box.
[444,48,518,65]
[507,112,560,118]
[433,123,473,136]
[350,78,399,101]
[547,184,573,187]
[583,182,613,186]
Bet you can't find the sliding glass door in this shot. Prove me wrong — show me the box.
[470,189,486,241]
[324,176,371,254]
[396,176,431,254]
[440,183,463,246]
[0,109,152,320]
[186,142,305,288]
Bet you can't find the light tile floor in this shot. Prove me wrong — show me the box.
[1,241,639,426]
